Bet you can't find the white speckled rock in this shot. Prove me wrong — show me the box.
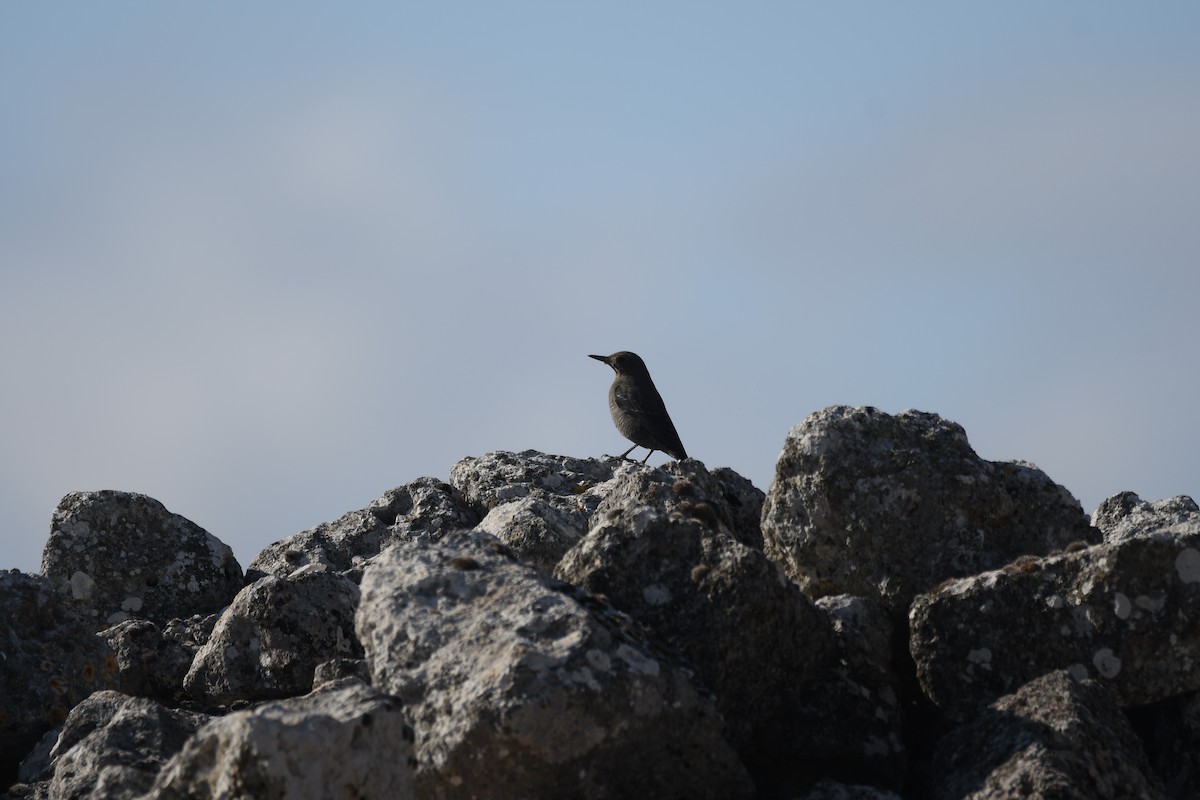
[149,678,414,800]
[41,491,243,630]
[761,406,1097,615]
[356,530,752,800]
[910,527,1200,719]
[1091,491,1200,544]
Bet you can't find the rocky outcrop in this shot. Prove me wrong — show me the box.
[930,670,1164,799]
[247,477,478,580]
[41,491,243,629]
[184,567,362,705]
[356,530,753,800]
[149,678,415,800]
[761,407,1096,614]
[4,413,1200,799]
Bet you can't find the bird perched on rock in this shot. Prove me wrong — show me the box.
[589,351,687,463]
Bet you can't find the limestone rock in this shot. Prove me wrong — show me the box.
[356,531,753,800]
[0,570,119,787]
[247,478,478,580]
[41,491,243,629]
[930,670,1164,799]
[761,406,1096,614]
[910,526,1200,718]
[184,567,362,705]
[1092,491,1200,544]
[14,691,208,800]
[149,678,415,800]
[98,619,200,703]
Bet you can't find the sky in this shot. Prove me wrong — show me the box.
[2,3,1198,574]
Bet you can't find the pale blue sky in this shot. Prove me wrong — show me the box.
[3,3,1198,573]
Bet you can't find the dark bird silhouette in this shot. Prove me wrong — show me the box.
[589,351,687,463]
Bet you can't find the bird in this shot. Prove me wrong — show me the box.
[589,351,688,463]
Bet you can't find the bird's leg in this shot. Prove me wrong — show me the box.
[640,449,656,464]
[618,444,638,460]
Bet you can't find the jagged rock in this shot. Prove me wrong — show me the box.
[10,691,208,800]
[356,531,753,800]
[910,526,1200,719]
[98,619,198,703]
[184,567,362,705]
[797,779,905,800]
[247,478,478,580]
[1092,491,1200,544]
[930,670,1164,799]
[761,406,1097,614]
[40,491,243,629]
[312,658,370,688]
[556,505,838,791]
[149,678,415,799]
[450,451,621,570]
[0,571,119,788]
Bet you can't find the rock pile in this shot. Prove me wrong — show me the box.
[2,406,1195,799]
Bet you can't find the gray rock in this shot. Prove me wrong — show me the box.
[41,491,243,629]
[1092,491,1200,544]
[184,567,362,705]
[1132,691,1200,799]
[356,531,753,800]
[450,451,621,570]
[312,658,370,688]
[761,406,1096,614]
[19,691,209,800]
[556,505,836,785]
[910,526,1200,719]
[930,670,1164,800]
[97,619,197,703]
[149,678,415,800]
[796,779,905,800]
[0,571,119,787]
[247,477,478,580]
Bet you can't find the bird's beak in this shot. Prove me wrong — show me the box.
[588,354,610,365]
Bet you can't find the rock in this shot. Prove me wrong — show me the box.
[98,619,199,703]
[556,505,838,790]
[0,570,119,787]
[1130,691,1200,799]
[761,406,1097,614]
[356,531,753,800]
[910,526,1200,719]
[184,567,362,705]
[14,691,208,800]
[450,451,621,571]
[930,670,1164,799]
[1092,491,1200,544]
[247,478,478,580]
[148,678,415,800]
[796,779,905,800]
[312,658,371,688]
[41,491,243,629]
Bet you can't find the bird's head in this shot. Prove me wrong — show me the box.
[589,351,647,376]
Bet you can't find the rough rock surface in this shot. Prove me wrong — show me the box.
[184,567,362,705]
[356,531,753,800]
[797,780,905,800]
[149,678,415,800]
[556,504,839,787]
[0,570,119,787]
[930,670,1164,799]
[247,477,478,580]
[98,619,202,703]
[41,491,243,629]
[910,526,1200,718]
[761,407,1096,614]
[1091,491,1200,544]
[11,691,208,800]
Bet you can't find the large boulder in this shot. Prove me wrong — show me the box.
[0,570,119,787]
[761,407,1096,614]
[149,678,415,799]
[41,491,243,629]
[246,478,478,580]
[98,618,209,704]
[1091,491,1200,545]
[556,505,838,789]
[930,670,1164,799]
[184,567,362,705]
[356,531,753,800]
[10,691,208,800]
[910,525,1200,719]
